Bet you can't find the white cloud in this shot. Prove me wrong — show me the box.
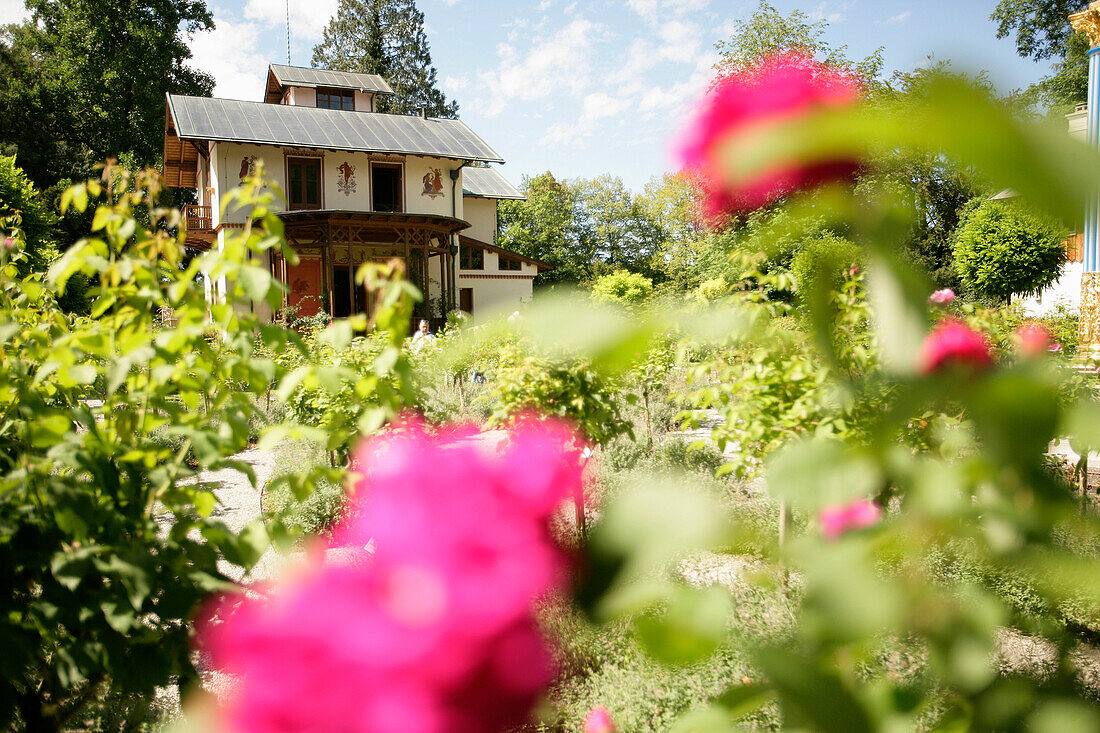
[442,75,469,93]
[0,0,29,25]
[808,1,856,25]
[624,0,709,26]
[656,19,701,63]
[581,92,631,122]
[882,10,912,25]
[473,18,599,116]
[190,16,269,102]
[244,0,338,44]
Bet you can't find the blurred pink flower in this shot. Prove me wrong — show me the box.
[680,52,862,225]
[2,236,15,251]
[199,418,584,733]
[918,319,994,375]
[584,707,616,733]
[1015,323,1052,358]
[1049,343,1063,353]
[819,499,881,540]
[928,288,955,306]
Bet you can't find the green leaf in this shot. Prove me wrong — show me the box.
[635,586,731,665]
[767,438,881,510]
[753,645,874,733]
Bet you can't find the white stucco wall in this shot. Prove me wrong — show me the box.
[353,91,376,112]
[283,87,317,107]
[212,145,467,221]
[1018,260,1082,315]
[457,248,537,318]
[463,197,497,243]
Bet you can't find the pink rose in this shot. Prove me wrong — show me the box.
[584,707,616,733]
[819,499,881,540]
[199,418,585,733]
[918,319,994,375]
[928,288,955,306]
[1015,323,1052,358]
[1049,343,1063,353]
[679,52,862,226]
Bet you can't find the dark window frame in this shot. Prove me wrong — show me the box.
[316,87,355,111]
[286,155,323,211]
[460,245,484,270]
[498,254,522,271]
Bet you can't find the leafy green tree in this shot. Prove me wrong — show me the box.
[789,233,861,301]
[715,0,884,85]
[312,0,458,118]
[992,0,1088,112]
[498,172,588,286]
[953,198,1067,302]
[0,0,214,191]
[575,175,661,277]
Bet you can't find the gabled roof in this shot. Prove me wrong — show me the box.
[165,94,505,163]
[265,64,393,103]
[462,167,525,200]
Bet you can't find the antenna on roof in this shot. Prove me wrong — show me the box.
[285,0,291,64]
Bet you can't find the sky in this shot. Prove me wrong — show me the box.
[0,0,1072,192]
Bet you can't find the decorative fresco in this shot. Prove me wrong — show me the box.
[421,168,444,198]
[238,155,257,181]
[337,162,357,196]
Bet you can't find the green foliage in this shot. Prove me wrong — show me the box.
[0,165,311,730]
[0,0,213,191]
[498,172,586,286]
[789,233,860,303]
[592,270,654,306]
[543,67,1100,732]
[714,0,884,84]
[0,155,58,276]
[953,199,1067,302]
[489,346,632,445]
[312,0,459,118]
[275,261,420,463]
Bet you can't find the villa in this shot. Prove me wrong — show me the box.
[162,64,548,325]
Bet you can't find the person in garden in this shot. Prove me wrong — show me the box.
[411,318,435,352]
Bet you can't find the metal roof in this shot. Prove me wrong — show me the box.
[166,95,504,163]
[269,64,393,94]
[462,167,525,200]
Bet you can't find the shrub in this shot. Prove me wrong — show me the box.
[592,270,654,306]
[953,199,1066,302]
[0,166,312,729]
[789,232,861,302]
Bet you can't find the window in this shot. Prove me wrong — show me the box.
[287,157,322,210]
[316,88,354,111]
[498,255,521,271]
[460,245,484,270]
[371,164,403,212]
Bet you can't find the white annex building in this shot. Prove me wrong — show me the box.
[162,64,549,326]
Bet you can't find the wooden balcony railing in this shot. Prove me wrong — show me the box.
[183,204,213,232]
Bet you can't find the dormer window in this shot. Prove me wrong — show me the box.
[316,88,354,111]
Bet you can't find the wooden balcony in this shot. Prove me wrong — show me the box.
[183,204,215,248]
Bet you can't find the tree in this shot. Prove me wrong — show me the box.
[714,0,884,86]
[574,175,661,277]
[863,64,994,290]
[952,198,1066,302]
[498,173,587,286]
[312,0,458,118]
[0,0,214,191]
[992,0,1088,112]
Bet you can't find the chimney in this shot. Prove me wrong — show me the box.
[417,106,427,119]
